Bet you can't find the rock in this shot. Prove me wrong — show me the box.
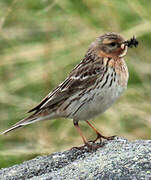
[0,137,151,180]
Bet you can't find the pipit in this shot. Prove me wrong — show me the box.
[2,33,138,149]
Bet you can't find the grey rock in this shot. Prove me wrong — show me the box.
[0,137,151,180]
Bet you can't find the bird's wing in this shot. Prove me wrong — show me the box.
[28,56,107,113]
[1,56,109,134]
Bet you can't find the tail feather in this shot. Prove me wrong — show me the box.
[1,124,23,135]
[1,116,37,135]
[1,111,55,135]
[1,108,41,135]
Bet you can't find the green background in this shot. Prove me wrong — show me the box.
[0,0,151,168]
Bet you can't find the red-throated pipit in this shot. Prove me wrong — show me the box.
[2,33,138,149]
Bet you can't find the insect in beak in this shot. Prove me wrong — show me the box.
[122,36,139,49]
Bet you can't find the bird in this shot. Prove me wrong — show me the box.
[1,33,138,149]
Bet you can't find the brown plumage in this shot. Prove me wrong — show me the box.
[1,33,138,149]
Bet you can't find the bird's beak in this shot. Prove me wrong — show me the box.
[119,36,138,58]
[119,45,128,57]
[120,40,133,49]
[121,43,126,49]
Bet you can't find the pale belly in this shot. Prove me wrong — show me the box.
[69,83,126,121]
[60,60,129,122]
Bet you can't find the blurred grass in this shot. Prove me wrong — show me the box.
[0,0,151,168]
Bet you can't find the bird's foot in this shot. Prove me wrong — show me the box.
[92,133,116,143]
[102,135,116,140]
[70,141,104,151]
[85,141,104,151]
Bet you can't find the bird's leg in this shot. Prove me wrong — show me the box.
[74,121,88,145]
[86,120,115,143]
[73,121,102,150]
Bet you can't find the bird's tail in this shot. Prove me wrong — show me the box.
[1,124,24,135]
[1,111,54,135]
[1,116,37,135]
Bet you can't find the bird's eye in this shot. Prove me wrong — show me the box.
[109,42,116,47]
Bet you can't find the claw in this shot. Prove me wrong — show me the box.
[85,142,103,150]
[91,134,103,143]
[104,135,116,140]
[94,133,116,142]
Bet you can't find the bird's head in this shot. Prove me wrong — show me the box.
[93,32,138,59]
